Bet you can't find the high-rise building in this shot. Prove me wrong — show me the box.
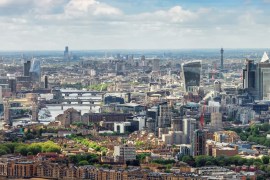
[220,48,224,70]
[64,46,69,61]
[181,61,202,92]
[3,99,11,126]
[9,79,16,93]
[242,59,257,97]
[158,102,171,128]
[44,76,48,89]
[0,86,2,103]
[192,130,206,156]
[29,59,41,82]
[243,53,270,100]
[23,60,31,76]
[171,116,183,131]
[183,118,197,144]
[210,112,223,131]
[152,59,160,72]
[32,102,39,122]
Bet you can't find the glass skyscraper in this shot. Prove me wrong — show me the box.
[181,60,202,92]
[29,58,41,82]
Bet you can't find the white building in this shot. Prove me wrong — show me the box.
[114,122,131,134]
[114,145,136,162]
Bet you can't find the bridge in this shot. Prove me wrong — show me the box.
[60,90,105,97]
[46,103,102,110]
[48,98,102,104]
[9,107,32,110]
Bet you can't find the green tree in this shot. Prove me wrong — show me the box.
[0,149,7,156]
[78,160,89,166]
[262,156,269,164]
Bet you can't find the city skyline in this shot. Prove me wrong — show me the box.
[0,0,270,50]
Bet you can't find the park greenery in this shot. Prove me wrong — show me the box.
[67,134,107,154]
[227,123,270,147]
[86,83,110,91]
[69,154,99,166]
[136,153,151,162]
[180,155,270,177]
[0,141,61,156]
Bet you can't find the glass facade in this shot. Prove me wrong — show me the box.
[29,59,41,82]
[182,61,202,92]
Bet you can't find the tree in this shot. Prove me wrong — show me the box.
[78,160,89,166]
[15,145,28,156]
[262,156,269,164]
[195,156,207,167]
[28,144,42,155]
[0,149,7,156]
[182,156,195,166]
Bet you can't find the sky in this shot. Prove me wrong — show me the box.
[0,0,270,50]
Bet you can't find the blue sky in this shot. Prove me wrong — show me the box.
[0,0,269,50]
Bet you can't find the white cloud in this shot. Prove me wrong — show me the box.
[64,0,122,17]
[0,1,268,50]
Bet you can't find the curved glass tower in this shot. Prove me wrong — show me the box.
[181,60,202,92]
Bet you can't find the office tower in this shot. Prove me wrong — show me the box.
[158,103,171,128]
[3,99,11,125]
[141,55,146,67]
[147,106,158,131]
[192,130,206,156]
[44,76,48,89]
[211,112,223,131]
[64,46,69,61]
[242,54,270,100]
[114,145,136,163]
[220,48,224,70]
[152,59,160,72]
[0,86,2,103]
[9,79,16,93]
[181,61,202,92]
[23,60,31,76]
[183,118,197,144]
[32,102,39,122]
[171,116,183,131]
[29,59,41,82]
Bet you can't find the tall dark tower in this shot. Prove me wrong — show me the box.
[64,46,69,61]
[220,48,224,70]
[44,76,48,89]
[23,60,31,76]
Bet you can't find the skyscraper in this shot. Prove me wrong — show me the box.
[23,60,31,76]
[44,76,48,89]
[183,118,197,144]
[220,48,224,70]
[29,59,41,82]
[64,46,69,61]
[152,59,160,72]
[158,103,171,128]
[181,60,202,92]
[192,130,206,156]
[3,99,11,126]
[242,53,270,100]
